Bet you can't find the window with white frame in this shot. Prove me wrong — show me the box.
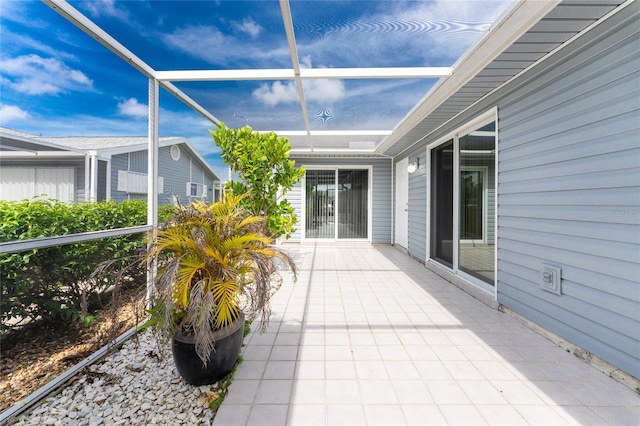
[429,112,496,290]
[187,182,207,199]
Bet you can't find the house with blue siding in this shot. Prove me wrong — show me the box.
[285,1,639,382]
[12,0,636,388]
[0,127,222,206]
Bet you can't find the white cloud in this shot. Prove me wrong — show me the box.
[2,54,93,95]
[80,0,130,21]
[232,18,262,37]
[162,25,289,67]
[253,81,298,107]
[0,104,31,123]
[253,79,345,107]
[117,98,148,118]
[304,79,346,104]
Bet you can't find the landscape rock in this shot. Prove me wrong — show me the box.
[13,332,217,425]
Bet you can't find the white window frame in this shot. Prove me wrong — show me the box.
[301,165,373,242]
[425,107,498,296]
[187,182,208,199]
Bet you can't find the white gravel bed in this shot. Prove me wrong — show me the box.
[11,331,218,426]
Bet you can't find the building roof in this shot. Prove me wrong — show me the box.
[32,135,186,151]
[0,127,222,182]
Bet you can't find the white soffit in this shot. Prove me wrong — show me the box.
[376,0,561,155]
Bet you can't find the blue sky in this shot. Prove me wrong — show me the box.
[0,0,514,178]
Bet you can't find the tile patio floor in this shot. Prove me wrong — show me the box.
[213,244,639,425]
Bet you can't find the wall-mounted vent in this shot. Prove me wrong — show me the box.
[540,264,562,295]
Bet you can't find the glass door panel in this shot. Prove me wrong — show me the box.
[458,121,495,285]
[305,170,335,239]
[337,170,368,239]
[430,140,454,267]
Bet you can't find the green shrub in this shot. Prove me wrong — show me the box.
[0,198,174,332]
[210,123,305,239]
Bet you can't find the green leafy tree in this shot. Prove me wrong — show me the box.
[210,123,305,239]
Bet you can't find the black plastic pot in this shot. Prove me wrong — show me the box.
[171,312,245,385]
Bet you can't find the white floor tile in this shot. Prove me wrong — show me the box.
[212,245,638,426]
[325,380,361,405]
[326,405,366,425]
[295,360,325,380]
[287,404,326,425]
[363,404,407,426]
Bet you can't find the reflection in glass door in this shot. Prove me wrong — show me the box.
[305,170,335,239]
[460,169,484,241]
[458,121,495,285]
[305,169,368,239]
[338,170,368,239]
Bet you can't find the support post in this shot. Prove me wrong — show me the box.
[147,78,160,306]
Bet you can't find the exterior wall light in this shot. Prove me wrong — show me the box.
[407,157,419,174]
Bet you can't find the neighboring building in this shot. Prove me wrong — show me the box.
[0,127,222,205]
[286,2,640,380]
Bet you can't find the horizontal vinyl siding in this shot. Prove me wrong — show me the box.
[129,150,147,173]
[290,158,392,243]
[159,145,191,205]
[110,154,129,203]
[190,161,205,184]
[286,181,303,242]
[159,145,191,206]
[372,159,392,243]
[496,7,640,379]
[406,149,427,262]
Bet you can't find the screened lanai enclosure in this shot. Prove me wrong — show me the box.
[1,0,639,423]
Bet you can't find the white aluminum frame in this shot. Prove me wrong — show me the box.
[301,165,373,242]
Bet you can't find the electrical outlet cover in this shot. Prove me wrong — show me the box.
[540,264,562,295]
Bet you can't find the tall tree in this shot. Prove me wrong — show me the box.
[210,123,305,239]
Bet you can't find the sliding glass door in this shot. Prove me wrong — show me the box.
[429,118,496,288]
[305,169,369,240]
[305,170,335,239]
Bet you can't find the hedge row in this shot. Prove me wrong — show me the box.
[0,198,175,331]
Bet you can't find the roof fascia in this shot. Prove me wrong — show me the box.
[0,131,86,154]
[95,138,185,156]
[376,0,560,155]
[0,151,86,159]
[277,130,392,137]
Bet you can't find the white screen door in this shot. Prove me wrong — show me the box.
[395,158,409,249]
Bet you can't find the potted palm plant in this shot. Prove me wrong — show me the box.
[139,193,296,385]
